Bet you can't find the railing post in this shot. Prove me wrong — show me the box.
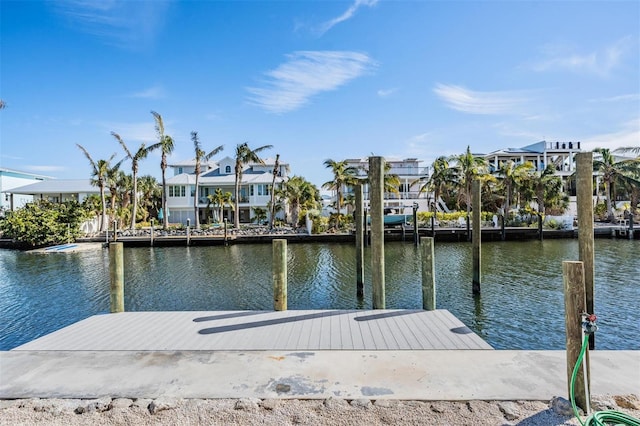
[109,242,124,313]
[421,237,436,310]
[563,260,590,413]
[273,239,287,311]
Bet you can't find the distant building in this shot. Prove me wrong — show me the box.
[6,179,99,207]
[0,168,52,213]
[165,156,289,225]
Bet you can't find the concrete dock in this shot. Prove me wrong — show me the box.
[1,310,638,400]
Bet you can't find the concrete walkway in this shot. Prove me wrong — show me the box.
[1,350,638,400]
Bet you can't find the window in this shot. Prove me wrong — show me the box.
[225,165,231,174]
[252,184,270,196]
[169,186,185,197]
[178,167,183,174]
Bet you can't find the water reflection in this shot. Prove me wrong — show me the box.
[0,239,638,350]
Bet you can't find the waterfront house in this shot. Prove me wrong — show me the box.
[165,156,289,225]
[0,168,51,213]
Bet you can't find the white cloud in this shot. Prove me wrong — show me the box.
[25,165,67,172]
[581,118,640,151]
[377,88,397,98]
[589,93,640,103]
[52,0,170,49]
[530,36,633,77]
[434,83,530,115]
[98,121,157,143]
[128,86,167,99]
[317,0,378,35]
[247,51,377,114]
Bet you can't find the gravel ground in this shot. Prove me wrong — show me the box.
[1,395,639,426]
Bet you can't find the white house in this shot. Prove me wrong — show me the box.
[7,179,99,205]
[0,168,51,213]
[165,156,290,225]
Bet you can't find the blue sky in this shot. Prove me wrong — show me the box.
[1,0,638,187]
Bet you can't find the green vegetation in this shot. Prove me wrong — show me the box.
[0,200,90,247]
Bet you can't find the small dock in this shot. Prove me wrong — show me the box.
[12,309,492,351]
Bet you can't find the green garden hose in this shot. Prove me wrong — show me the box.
[570,334,640,426]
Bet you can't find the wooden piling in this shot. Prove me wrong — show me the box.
[224,218,229,246]
[421,237,436,310]
[501,212,506,241]
[563,260,590,413]
[186,220,191,246]
[273,239,287,311]
[355,184,364,298]
[113,220,118,242]
[109,242,124,313]
[576,152,595,348]
[538,214,543,241]
[150,220,154,247]
[413,204,419,246]
[369,156,386,309]
[472,179,481,295]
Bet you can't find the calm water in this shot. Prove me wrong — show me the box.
[1,239,638,350]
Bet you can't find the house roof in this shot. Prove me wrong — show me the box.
[0,168,52,180]
[6,179,99,195]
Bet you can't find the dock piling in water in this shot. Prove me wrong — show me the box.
[370,156,386,309]
[576,152,595,349]
[355,184,364,299]
[421,237,436,310]
[109,242,124,313]
[273,239,287,311]
[472,179,481,295]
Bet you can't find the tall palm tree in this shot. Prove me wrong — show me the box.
[148,111,174,229]
[523,165,563,215]
[592,147,635,220]
[322,159,357,215]
[76,144,114,232]
[452,146,488,217]
[269,154,281,230]
[282,175,319,228]
[496,160,533,215]
[112,132,152,230]
[414,156,456,213]
[106,162,123,223]
[191,131,224,230]
[233,142,273,228]
[137,175,161,223]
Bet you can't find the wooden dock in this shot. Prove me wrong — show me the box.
[12,309,492,351]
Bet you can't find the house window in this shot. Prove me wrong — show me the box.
[169,186,185,197]
[178,167,183,174]
[252,184,269,196]
[225,165,231,174]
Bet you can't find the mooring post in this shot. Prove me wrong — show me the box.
[576,152,595,349]
[186,218,191,246]
[150,219,154,247]
[472,179,481,295]
[421,237,436,310]
[629,213,634,240]
[563,260,590,413]
[501,212,506,241]
[224,218,228,246]
[109,242,124,313]
[370,156,385,309]
[273,239,287,311]
[413,203,419,246]
[113,220,118,242]
[538,213,543,241]
[355,184,364,298]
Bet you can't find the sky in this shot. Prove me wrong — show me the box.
[1,0,639,188]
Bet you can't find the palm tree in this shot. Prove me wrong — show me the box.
[112,132,152,230]
[106,162,123,224]
[137,175,161,223]
[233,142,273,228]
[414,156,456,213]
[148,111,174,229]
[191,131,224,230]
[252,207,268,224]
[496,160,533,216]
[207,188,233,223]
[282,176,319,228]
[322,159,357,215]
[76,144,114,232]
[452,146,488,217]
[593,147,634,220]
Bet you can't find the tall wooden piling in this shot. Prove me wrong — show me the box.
[273,239,287,311]
[370,156,385,309]
[150,219,154,247]
[224,218,229,246]
[576,152,595,348]
[421,237,436,310]
[109,242,124,313]
[413,204,419,246]
[472,179,481,295]
[355,184,364,298]
[563,260,590,413]
[186,219,191,246]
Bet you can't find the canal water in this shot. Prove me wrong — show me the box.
[0,239,638,350]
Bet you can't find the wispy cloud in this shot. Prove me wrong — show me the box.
[247,51,377,114]
[589,93,640,103]
[128,86,167,99]
[581,118,640,151]
[529,36,633,77]
[98,121,157,143]
[377,88,397,98]
[434,83,530,115]
[25,165,66,173]
[52,0,170,49]
[317,0,378,35]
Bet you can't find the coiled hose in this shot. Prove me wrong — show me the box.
[570,334,640,426]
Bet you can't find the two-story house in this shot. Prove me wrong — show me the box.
[165,157,289,225]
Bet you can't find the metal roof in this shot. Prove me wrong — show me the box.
[6,179,99,195]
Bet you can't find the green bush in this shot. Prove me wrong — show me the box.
[0,200,90,247]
